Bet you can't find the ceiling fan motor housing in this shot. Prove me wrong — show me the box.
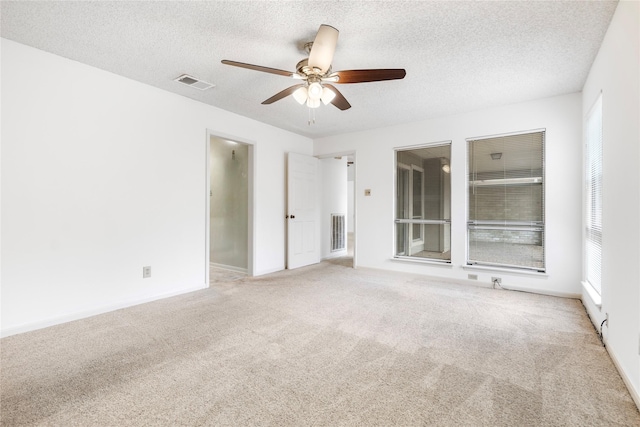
[296,58,330,78]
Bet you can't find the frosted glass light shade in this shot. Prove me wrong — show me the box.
[308,82,323,100]
[321,87,336,105]
[292,87,308,105]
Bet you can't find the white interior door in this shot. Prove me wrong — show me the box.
[287,152,320,269]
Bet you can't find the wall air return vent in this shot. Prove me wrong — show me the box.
[331,213,346,252]
[174,74,215,90]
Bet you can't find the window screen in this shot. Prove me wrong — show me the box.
[585,96,602,294]
[467,131,545,271]
[395,143,451,262]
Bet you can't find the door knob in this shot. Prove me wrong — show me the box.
[290,215,295,219]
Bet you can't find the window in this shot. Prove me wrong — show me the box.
[467,130,545,271]
[395,143,451,262]
[585,95,602,294]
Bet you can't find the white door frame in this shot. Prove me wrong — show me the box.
[205,130,256,285]
[316,151,357,268]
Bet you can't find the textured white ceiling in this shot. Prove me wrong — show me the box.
[1,1,617,138]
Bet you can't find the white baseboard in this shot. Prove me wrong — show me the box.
[361,265,580,299]
[581,283,605,329]
[579,285,638,411]
[253,266,285,276]
[606,342,640,412]
[498,283,581,299]
[1,284,206,338]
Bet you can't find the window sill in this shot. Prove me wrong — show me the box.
[581,281,602,308]
[392,256,453,268]
[462,264,548,277]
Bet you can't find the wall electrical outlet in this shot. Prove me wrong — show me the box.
[468,274,478,280]
[143,266,151,278]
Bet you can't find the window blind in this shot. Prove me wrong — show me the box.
[585,95,603,294]
[467,130,545,271]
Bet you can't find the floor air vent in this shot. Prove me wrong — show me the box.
[331,214,346,252]
[174,74,215,90]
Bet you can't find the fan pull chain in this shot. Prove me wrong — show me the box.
[307,107,316,126]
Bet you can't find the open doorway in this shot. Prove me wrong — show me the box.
[318,152,356,268]
[207,134,254,284]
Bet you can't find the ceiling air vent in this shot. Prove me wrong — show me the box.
[174,74,215,90]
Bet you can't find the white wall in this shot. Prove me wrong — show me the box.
[314,92,583,297]
[581,0,640,405]
[320,157,348,259]
[1,39,312,336]
[347,163,355,233]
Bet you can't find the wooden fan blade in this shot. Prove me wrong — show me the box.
[333,69,406,84]
[262,84,306,104]
[323,84,351,110]
[308,24,339,74]
[221,60,294,77]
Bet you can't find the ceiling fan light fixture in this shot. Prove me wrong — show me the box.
[307,82,323,100]
[306,97,321,109]
[222,24,405,115]
[321,87,336,105]
[292,87,308,105]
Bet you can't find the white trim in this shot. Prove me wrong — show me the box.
[205,130,257,278]
[394,142,452,260]
[465,127,547,142]
[606,342,640,412]
[584,90,603,120]
[352,152,357,269]
[582,93,603,295]
[466,129,547,272]
[315,149,358,269]
[315,150,354,159]
[497,283,580,299]
[462,264,548,277]
[392,257,452,267]
[253,266,285,277]
[205,130,211,286]
[394,140,453,151]
[0,284,206,338]
[581,280,602,308]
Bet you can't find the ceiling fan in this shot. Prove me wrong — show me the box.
[221,24,406,111]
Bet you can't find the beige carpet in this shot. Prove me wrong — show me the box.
[2,258,639,426]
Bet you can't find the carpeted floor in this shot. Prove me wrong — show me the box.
[2,259,639,426]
